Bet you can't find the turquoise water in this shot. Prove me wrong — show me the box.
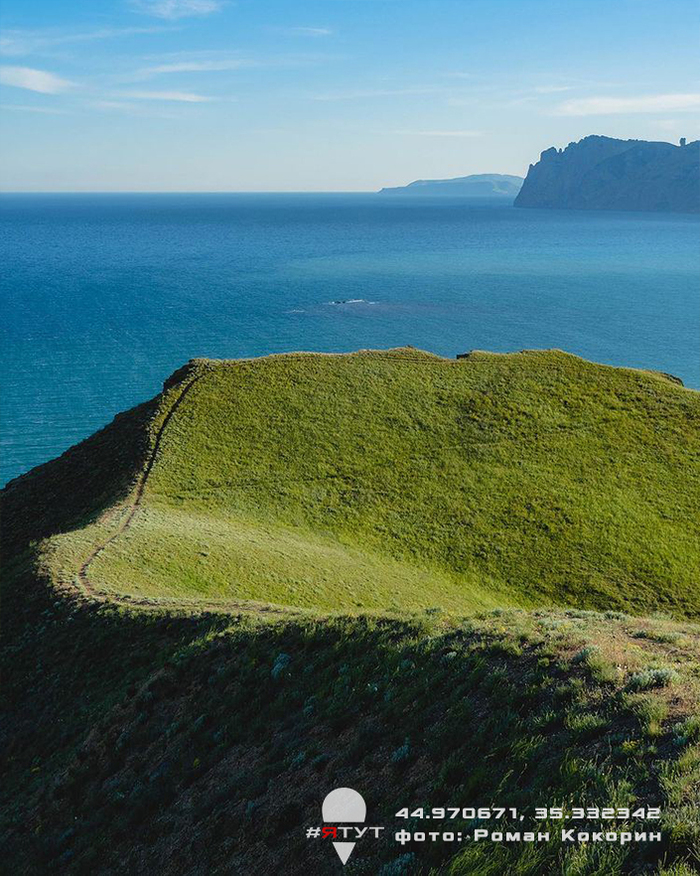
[1,193,698,486]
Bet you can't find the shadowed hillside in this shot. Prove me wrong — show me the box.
[2,347,699,876]
[2,574,699,875]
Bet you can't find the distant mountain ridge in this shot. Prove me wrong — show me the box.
[378,173,523,197]
[515,135,700,213]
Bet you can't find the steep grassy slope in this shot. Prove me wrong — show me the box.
[1,396,155,558]
[2,576,699,875]
[2,347,699,876]
[31,347,700,617]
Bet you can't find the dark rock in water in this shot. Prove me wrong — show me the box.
[515,135,699,213]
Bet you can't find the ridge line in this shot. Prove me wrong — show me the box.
[77,371,205,598]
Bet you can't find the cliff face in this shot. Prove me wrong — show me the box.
[514,135,699,213]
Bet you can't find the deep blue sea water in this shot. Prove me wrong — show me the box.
[1,193,698,486]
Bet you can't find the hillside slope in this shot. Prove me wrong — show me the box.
[2,347,699,876]
[515,136,700,213]
[2,589,699,875]
[4,347,699,618]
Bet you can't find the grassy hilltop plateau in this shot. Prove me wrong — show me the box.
[2,348,700,875]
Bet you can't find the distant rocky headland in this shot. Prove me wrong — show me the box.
[515,135,699,213]
[378,173,523,198]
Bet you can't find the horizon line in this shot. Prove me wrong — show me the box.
[0,188,520,195]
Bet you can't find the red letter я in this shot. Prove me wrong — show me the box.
[322,827,338,839]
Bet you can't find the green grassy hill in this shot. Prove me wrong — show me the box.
[2,583,699,875]
[2,347,699,875]
[6,346,699,617]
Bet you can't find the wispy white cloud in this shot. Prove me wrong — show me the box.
[312,86,439,101]
[132,0,225,20]
[116,50,336,85]
[531,85,574,94]
[91,99,140,111]
[277,27,333,37]
[88,98,185,118]
[554,93,700,115]
[650,119,685,132]
[0,102,69,114]
[394,129,484,138]
[0,27,174,57]
[499,86,576,109]
[0,65,76,94]
[136,58,252,77]
[133,48,342,74]
[115,89,216,101]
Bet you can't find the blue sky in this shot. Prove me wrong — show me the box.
[1,0,698,190]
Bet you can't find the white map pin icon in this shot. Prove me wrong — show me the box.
[322,787,366,865]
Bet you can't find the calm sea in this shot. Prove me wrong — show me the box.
[1,193,698,486]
